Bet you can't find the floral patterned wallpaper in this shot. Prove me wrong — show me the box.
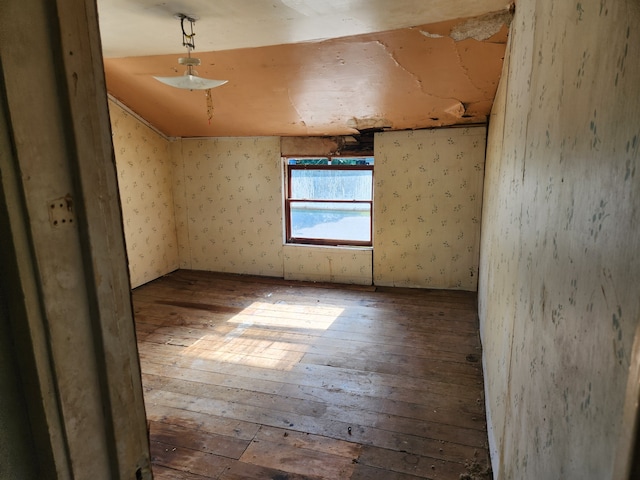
[108,100,179,288]
[374,127,486,290]
[479,1,640,478]
[283,245,372,285]
[110,98,486,290]
[172,137,284,277]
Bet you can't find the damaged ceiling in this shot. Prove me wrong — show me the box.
[100,0,512,138]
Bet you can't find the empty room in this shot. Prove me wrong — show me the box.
[0,1,639,480]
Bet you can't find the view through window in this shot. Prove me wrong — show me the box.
[285,157,374,246]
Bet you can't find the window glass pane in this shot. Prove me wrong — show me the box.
[290,169,372,200]
[290,202,371,242]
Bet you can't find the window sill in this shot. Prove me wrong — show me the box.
[284,243,372,251]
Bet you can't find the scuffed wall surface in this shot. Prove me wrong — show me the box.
[477,26,511,476]
[173,137,284,277]
[374,128,485,290]
[283,245,372,285]
[479,1,640,478]
[109,100,179,288]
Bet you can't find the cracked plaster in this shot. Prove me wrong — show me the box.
[104,12,510,137]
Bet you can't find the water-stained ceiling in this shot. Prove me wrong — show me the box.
[99,0,512,138]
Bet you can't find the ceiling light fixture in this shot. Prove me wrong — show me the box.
[153,14,228,91]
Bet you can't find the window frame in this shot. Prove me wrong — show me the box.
[284,157,374,247]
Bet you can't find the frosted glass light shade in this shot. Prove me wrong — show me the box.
[153,74,228,90]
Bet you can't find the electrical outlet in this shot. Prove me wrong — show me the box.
[49,195,75,227]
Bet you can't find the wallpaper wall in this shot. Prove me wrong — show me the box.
[108,100,179,288]
[110,101,486,290]
[479,1,640,478]
[170,128,484,288]
[283,245,372,285]
[374,127,485,290]
[172,137,284,277]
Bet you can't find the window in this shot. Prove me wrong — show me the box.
[285,156,374,246]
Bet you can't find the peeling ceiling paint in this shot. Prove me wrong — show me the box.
[100,2,511,137]
[450,10,514,41]
[98,0,512,57]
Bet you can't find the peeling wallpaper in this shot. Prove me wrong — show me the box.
[172,137,284,277]
[479,1,640,478]
[108,100,179,288]
[374,128,485,290]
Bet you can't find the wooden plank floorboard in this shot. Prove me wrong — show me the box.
[134,308,482,359]
[150,441,234,478]
[134,275,479,318]
[143,387,484,463]
[141,326,482,381]
[140,357,484,436]
[143,325,480,368]
[142,371,485,437]
[150,420,250,459]
[153,464,212,479]
[133,294,481,329]
[134,270,491,479]
[138,345,484,410]
[137,302,483,339]
[239,426,361,479]
[218,461,325,480]
[134,289,480,324]
[349,464,427,480]
[146,404,261,441]
[140,342,483,400]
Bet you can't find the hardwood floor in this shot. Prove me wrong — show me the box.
[133,270,490,480]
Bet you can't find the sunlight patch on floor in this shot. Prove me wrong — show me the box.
[181,301,343,370]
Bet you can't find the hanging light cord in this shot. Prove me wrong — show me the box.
[180,15,196,51]
[151,13,226,122]
[206,89,214,124]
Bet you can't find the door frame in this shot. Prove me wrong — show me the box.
[0,0,151,477]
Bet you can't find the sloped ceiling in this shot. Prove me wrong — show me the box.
[99,0,512,138]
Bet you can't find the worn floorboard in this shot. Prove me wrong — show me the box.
[133,270,491,479]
